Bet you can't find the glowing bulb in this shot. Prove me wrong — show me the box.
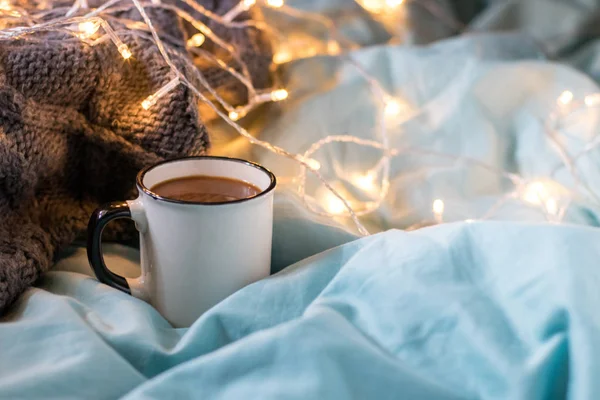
[186,33,205,47]
[229,110,241,121]
[385,0,403,7]
[266,0,283,7]
[243,0,256,7]
[546,198,558,216]
[354,172,376,192]
[0,0,10,10]
[356,0,403,13]
[520,179,566,218]
[522,181,547,205]
[323,192,346,215]
[384,99,401,116]
[327,41,341,56]
[305,158,320,170]
[141,98,153,110]
[273,50,292,64]
[78,21,99,37]
[558,90,573,106]
[585,93,600,107]
[118,44,132,59]
[432,199,444,216]
[270,89,288,101]
[140,77,180,110]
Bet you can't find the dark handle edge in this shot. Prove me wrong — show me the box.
[87,201,132,294]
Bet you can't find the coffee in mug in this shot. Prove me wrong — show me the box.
[87,156,276,327]
[151,175,261,203]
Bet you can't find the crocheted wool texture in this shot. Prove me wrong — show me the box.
[0,1,272,312]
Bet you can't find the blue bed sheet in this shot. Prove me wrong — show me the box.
[2,222,600,399]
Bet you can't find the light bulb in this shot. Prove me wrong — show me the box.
[546,198,558,216]
[273,50,292,64]
[266,0,283,7]
[384,99,401,116]
[327,41,341,56]
[356,0,404,13]
[558,90,573,106]
[323,191,346,215]
[118,43,132,59]
[385,0,403,7]
[432,199,444,215]
[140,77,180,110]
[229,110,241,121]
[0,0,10,10]
[300,157,320,170]
[520,179,565,218]
[522,181,547,205]
[354,172,376,192]
[141,98,154,110]
[585,93,600,107]
[78,21,99,38]
[186,33,205,47]
[243,0,256,7]
[270,89,288,101]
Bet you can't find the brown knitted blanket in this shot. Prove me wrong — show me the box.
[0,1,271,312]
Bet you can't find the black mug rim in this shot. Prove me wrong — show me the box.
[136,156,277,206]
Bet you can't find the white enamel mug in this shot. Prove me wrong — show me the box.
[87,156,276,327]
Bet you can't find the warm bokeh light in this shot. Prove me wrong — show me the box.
[187,33,205,47]
[323,191,347,215]
[384,99,401,116]
[353,172,376,192]
[229,110,241,121]
[270,89,288,101]
[558,90,573,106]
[266,0,284,8]
[118,44,132,59]
[356,0,404,14]
[432,199,444,220]
[78,21,99,38]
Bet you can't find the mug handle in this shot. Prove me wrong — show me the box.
[87,201,137,294]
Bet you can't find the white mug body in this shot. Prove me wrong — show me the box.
[88,157,275,327]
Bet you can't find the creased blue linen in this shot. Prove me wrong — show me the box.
[2,222,600,399]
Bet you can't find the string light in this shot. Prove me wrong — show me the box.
[118,43,132,59]
[386,0,403,7]
[384,98,401,116]
[356,0,404,13]
[585,93,600,107]
[558,90,573,106]
[222,0,256,22]
[327,40,341,55]
[0,0,590,235]
[273,50,293,64]
[78,21,99,37]
[353,171,377,192]
[141,77,180,110]
[270,89,288,101]
[228,110,241,121]
[299,156,321,170]
[432,199,444,223]
[74,19,101,39]
[318,186,347,215]
[265,0,284,8]
[186,33,205,47]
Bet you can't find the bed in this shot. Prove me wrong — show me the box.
[3,1,600,398]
